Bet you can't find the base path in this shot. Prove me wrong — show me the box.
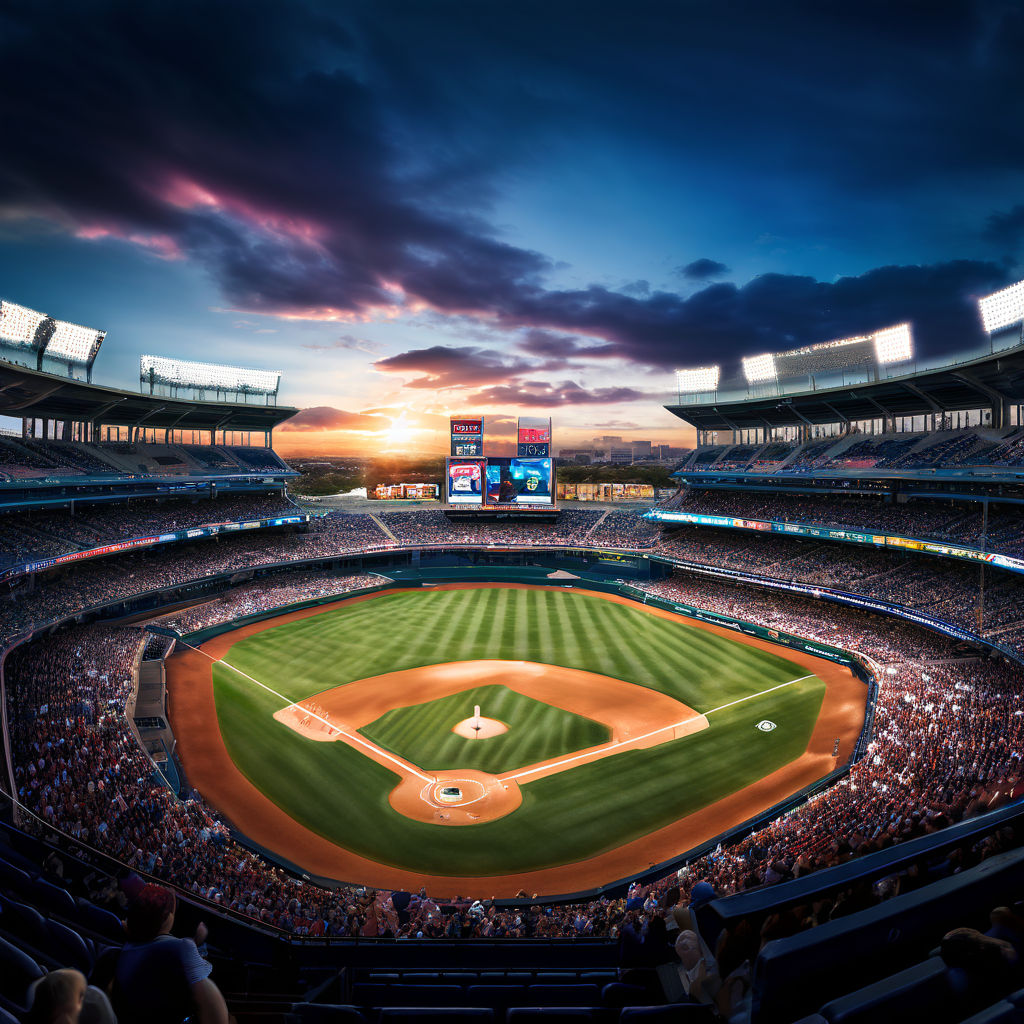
[273,659,707,825]
[166,583,867,896]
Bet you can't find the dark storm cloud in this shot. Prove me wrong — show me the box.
[679,259,730,281]
[278,407,390,432]
[983,206,1024,257]
[494,259,1011,370]
[0,1,1019,370]
[373,345,534,388]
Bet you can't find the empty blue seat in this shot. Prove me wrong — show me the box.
[0,934,44,1014]
[45,919,93,973]
[0,859,31,891]
[620,1006,715,1022]
[74,900,124,944]
[819,958,955,1024]
[467,984,526,1007]
[377,1011,494,1024]
[526,985,601,1007]
[26,877,76,918]
[506,1010,596,1023]
[960,1003,1016,1024]
[291,1003,367,1024]
[601,982,650,1007]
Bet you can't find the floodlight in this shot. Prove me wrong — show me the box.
[675,365,720,392]
[872,323,913,364]
[979,280,1024,333]
[742,353,777,383]
[46,320,105,364]
[140,354,281,395]
[0,301,47,349]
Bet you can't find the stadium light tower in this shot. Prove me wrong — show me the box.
[675,365,720,396]
[872,323,913,365]
[979,280,1024,337]
[742,352,777,384]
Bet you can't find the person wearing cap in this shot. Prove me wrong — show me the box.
[113,883,228,1024]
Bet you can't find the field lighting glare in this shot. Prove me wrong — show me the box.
[141,354,281,395]
[46,320,105,363]
[0,300,47,348]
[675,365,720,392]
[872,323,913,364]
[742,352,777,383]
[979,279,1024,333]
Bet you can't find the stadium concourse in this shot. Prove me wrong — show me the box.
[4,347,1024,1021]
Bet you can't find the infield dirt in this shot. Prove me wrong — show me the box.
[166,583,866,896]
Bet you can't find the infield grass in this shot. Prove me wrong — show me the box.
[210,586,831,875]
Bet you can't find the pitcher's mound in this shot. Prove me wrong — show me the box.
[452,716,508,739]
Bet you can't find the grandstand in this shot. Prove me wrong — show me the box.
[2,293,1024,1024]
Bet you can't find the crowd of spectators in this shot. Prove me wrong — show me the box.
[5,560,1023,943]
[157,571,382,633]
[665,488,1024,556]
[0,436,295,481]
[0,494,299,567]
[4,504,1024,661]
[656,524,1024,649]
[678,427,1024,476]
[379,509,606,547]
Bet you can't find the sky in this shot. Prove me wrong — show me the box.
[1,0,1023,455]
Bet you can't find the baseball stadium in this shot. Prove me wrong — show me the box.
[0,278,1023,1024]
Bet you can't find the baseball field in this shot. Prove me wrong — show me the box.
[166,583,867,895]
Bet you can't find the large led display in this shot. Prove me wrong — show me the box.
[485,457,553,505]
[446,458,485,504]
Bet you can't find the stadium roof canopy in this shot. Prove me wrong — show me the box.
[0,359,297,432]
[666,340,1024,432]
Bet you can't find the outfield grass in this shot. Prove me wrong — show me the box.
[210,586,829,875]
[359,683,610,774]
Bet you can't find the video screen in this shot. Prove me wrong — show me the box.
[485,457,553,505]
[447,459,485,504]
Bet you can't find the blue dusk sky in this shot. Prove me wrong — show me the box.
[0,0,1022,453]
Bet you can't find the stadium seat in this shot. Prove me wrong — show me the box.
[619,1008,716,1023]
[466,984,527,1008]
[44,918,94,974]
[25,876,77,918]
[525,984,601,1007]
[600,982,650,1007]
[816,958,956,1024]
[750,846,1024,1024]
[505,1010,597,1022]
[291,1003,368,1024]
[74,900,125,943]
[960,1004,1017,1024]
[377,1011,495,1024]
[0,934,45,1014]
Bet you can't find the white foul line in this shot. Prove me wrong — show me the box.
[506,673,817,782]
[178,640,433,783]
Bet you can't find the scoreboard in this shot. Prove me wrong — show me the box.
[517,416,551,457]
[450,416,483,457]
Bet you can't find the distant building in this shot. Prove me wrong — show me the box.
[609,447,633,464]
